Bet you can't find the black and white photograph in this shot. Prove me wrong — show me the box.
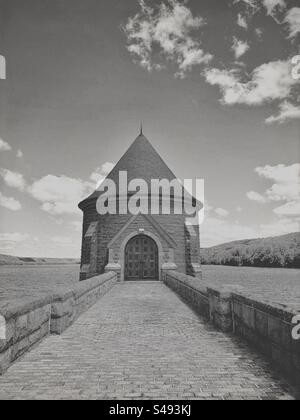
[0,0,300,404]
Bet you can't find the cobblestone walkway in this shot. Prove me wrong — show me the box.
[0,282,298,400]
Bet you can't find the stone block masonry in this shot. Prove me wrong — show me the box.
[207,287,233,333]
[50,272,117,334]
[163,270,209,318]
[232,293,300,388]
[164,271,300,390]
[0,282,297,400]
[0,272,117,375]
[0,296,52,375]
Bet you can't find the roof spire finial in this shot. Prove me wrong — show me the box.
[140,122,143,136]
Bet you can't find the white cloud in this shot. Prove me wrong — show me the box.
[247,191,267,203]
[0,138,11,152]
[123,0,212,77]
[273,201,300,216]
[255,163,299,184]
[123,1,298,125]
[255,163,300,202]
[0,192,22,211]
[266,101,300,124]
[0,168,26,191]
[247,164,300,222]
[16,149,23,158]
[205,68,239,91]
[90,161,115,188]
[238,0,256,6]
[233,0,286,19]
[205,59,296,106]
[266,182,300,202]
[232,37,250,59]
[263,0,286,16]
[237,13,248,29]
[214,208,229,217]
[284,7,300,39]
[29,175,93,215]
[233,0,258,12]
[0,161,113,216]
[232,0,297,37]
[101,161,115,175]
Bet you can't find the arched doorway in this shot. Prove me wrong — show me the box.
[125,235,159,281]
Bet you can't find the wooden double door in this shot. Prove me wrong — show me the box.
[125,235,158,281]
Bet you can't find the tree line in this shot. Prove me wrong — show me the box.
[200,233,300,268]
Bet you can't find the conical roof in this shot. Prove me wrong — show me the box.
[79,132,178,208]
[108,133,177,183]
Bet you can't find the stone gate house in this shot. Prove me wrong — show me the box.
[78,131,202,282]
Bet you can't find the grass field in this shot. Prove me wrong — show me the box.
[0,264,79,303]
[202,265,300,311]
[0,264,299,311]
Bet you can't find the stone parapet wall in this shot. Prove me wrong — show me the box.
[207,287,233,333]
[232,293,300,387]
[51,272,117,334]
[0,272,117,375]
[163,270,209,319]
[164,271,300,388]
[0,296,52,375]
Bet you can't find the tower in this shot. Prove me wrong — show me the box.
[78,131,202,281]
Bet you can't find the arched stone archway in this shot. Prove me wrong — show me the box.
[119,230,164,282]
[105,215,178,281]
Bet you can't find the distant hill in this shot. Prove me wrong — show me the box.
[200,233,300,268]
[0,254,80,266]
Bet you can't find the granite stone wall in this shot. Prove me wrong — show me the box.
[51,271,117,334]
[163,270,209,318]
[0,272,117,375]
[0,296,52,375]
[232,293,300,387]
[163,270,300,388]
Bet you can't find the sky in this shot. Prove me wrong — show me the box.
[0,0,299,258]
